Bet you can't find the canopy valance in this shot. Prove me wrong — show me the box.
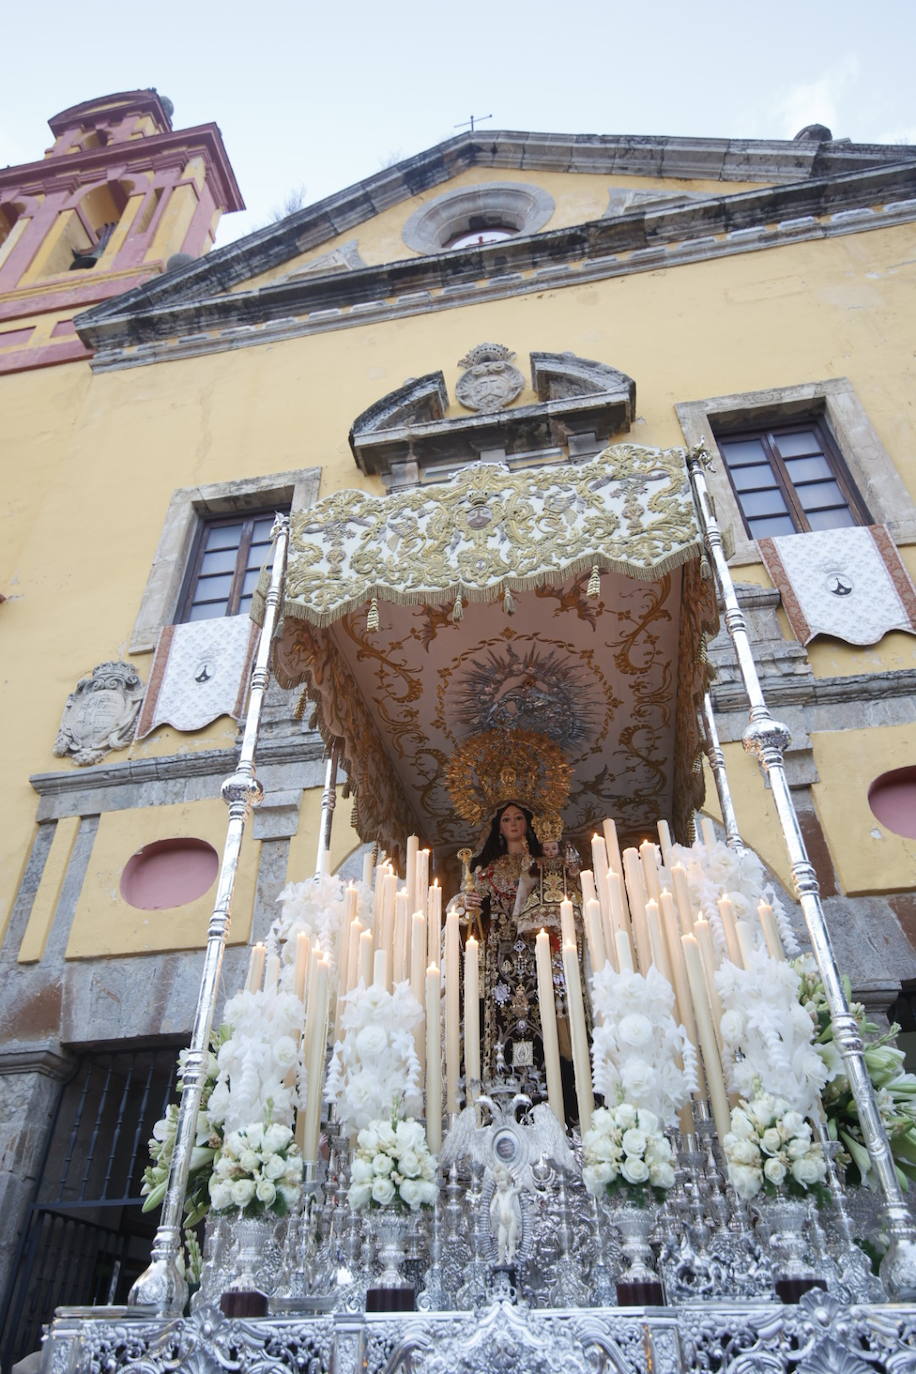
[258,447,716,862]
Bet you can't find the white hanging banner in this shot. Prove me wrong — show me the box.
[759,525,916,646]
[136,616,257,738]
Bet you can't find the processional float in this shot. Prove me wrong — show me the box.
[45,447,916,1373]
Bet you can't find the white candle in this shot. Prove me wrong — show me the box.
[560,897,577,947]
[717,895,742,967]
[415,848,430,922]
[445,907,460,1114]
[344,919,361,995]
[405,834,419,916]
[658,890,705,1096]
[294,932,311,1003]
[373,947,388,988]
[300,958,330,1163]
[640,839,662,903]
[425,963,442,1153]
[265,953,281,991]
[561,939,594,1133]
[602,817,623,879]
[393,890,409,985]
[245,942,266,993]
[694,919,725,1028]
[590,836,609,920]
[464,936,480,1102]
[681,935,731,1143]
[656,819,673,867]
[607,869,629,936]
[700,817,718,849]
[535,929,565,1123]
[615,927,635,972]
[361,850,374,889]
[410,911,427,1068]
[584,897,606,973]
[623,848,651,973]
[579,870,597,909]
[670,864,694,936]
[380,871,397,961]
[758,901,785,961]
[644,899,670,981]
[735,918,757,969]
[427,881,442,966]
[357,928,373,987]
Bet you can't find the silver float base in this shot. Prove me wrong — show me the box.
[42,1292,916,1373]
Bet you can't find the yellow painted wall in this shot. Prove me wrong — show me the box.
[2,176,915,956]
[64,797,257,958]
[810,725,916,896]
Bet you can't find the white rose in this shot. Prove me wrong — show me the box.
[357,1126,379,1154]
[761,1128,782,1155]
[214,1155,236,1178]
[376,1123,397,1150]
[398,1149,421,1178]
[349,1182,372,1210]
[791,1154,826,1187]
[246,1124,265,1150]
[781,1111,805,1136]
[719,1010,744,1044]
[787,1137,811,1160]
[613,1103,637,1129]
[764,1157,787,1186]
[621,1129,648,1158]
[264,1123,292,1154]
[356,1025,389,1059]
[399,1178,424,1209]
[239,1148,260,1173]
[591,1107,613,1133]
[730,1109,755,1140]
[418,1180,438,1205]
[272,1036,298,1070]
[649,1162,675,1190]
[728,1139,759,1167]
[209,1180,233,1210]
[372,1153,393,1175]
[230,1178,256,1208]
[618,1014,653,1048]
[351,1157,373,1184]
[620,1156,650,1185]
[636,1109,659,1136]
[729,1164,762,1200]
[371,1176,396,1205]
[279,1184,300,1209]
[255,1178,277,1205]
[748,1095,776,1127]
[265,1154,287,1180]
[621,1062,654,1099]
[588,1135,618,1163]
[395,1119,426,1150]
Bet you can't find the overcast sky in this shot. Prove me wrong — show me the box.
[3,0,914,246]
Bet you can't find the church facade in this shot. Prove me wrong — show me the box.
[1,93,915,1361]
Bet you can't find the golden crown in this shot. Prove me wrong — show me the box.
[445,728,572,833]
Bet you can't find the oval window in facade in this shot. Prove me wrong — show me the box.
[120,837,219,910]
[868,767,916,840]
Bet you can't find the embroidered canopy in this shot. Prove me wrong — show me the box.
[257,446,717,861]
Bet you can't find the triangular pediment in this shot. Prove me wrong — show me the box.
[74,128,916,364]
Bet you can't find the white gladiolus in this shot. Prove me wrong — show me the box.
[326,982,424,1132]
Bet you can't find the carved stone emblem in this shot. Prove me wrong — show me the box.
[54,660,144,766]
[456,342,525,412]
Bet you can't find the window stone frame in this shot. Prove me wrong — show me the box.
[676,379,916,565]
[130,467,320,653]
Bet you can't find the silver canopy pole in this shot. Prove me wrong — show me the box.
[128,513,291,1316]
[686,445,916,1301]
[701,691,745,852]
[315,743,340,876]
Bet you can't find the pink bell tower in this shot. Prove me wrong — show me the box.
[0,89,244,373]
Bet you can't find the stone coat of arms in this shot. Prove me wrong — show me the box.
[456,342,525,413]
[54,660,145,766]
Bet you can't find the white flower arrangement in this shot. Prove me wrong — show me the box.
[208,1120,302,1217]
[325,981,423,1133]
[590,964,697,1128]
[206,986,305,1137]
[273,873,372,978]
[141,1041,223,1227]
[716,949,828,1117]
[670,836,799,958]
[582,1104,676,1200]
[723,1092,827,1201]
[348,1116,438,1212]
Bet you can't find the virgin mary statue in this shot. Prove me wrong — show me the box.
[444,729,581,1082]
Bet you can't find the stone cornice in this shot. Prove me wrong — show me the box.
[76,155,916,371]
[711,666,916,715]
[30,734,326,799]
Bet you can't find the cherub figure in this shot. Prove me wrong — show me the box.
[489,1164,522,1264]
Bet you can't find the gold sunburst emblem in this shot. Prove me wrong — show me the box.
[445,728,572,833]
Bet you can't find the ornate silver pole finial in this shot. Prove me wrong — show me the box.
[686,451,916,1300]
[127,513,292,1315]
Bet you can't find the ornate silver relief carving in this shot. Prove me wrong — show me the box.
[455,343,525,413]
[53,660,144,765]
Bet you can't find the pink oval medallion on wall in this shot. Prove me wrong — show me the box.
[120,838,219,910]
[868,767,916,840]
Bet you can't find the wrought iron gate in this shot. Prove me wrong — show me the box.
[0,1043,180,1370]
